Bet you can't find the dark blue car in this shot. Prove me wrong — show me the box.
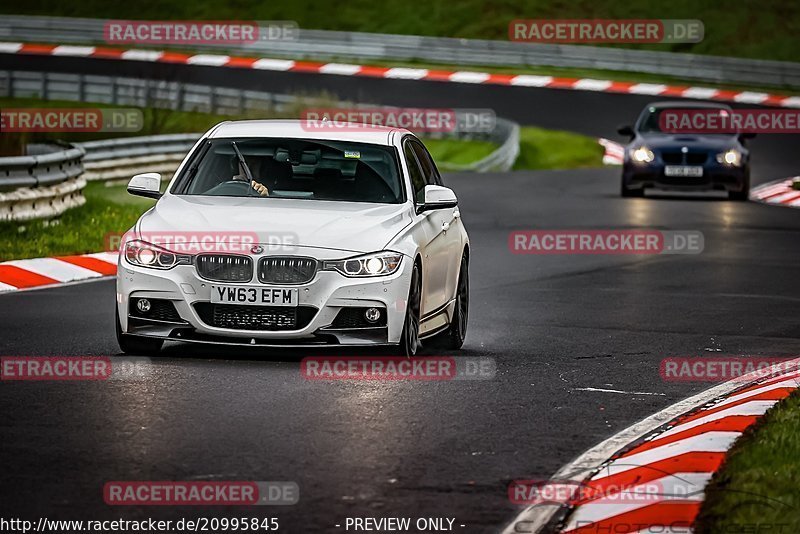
[619,101,753,200]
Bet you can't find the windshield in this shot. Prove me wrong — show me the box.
[172,138,405,204]
[636,106,738,136]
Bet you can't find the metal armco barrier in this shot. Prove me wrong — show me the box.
[0,144,86,221]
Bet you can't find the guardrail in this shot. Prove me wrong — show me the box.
[79,134,199,181]
[0,143,86,221]
[1,15,799,88]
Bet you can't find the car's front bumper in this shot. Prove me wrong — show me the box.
[116,251,413,346]
[622,162,748,192]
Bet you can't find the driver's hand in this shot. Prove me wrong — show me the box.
[251,180,269,196]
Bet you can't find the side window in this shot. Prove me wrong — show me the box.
[403,141,426,204]
[411,141,443,186]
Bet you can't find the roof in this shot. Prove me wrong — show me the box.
[205,119,411,145]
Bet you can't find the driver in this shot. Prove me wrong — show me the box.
[230,156,270,196]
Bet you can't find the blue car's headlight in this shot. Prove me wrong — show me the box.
[629,146,655,164]
[323,251,403,277]
[716,149,743,167]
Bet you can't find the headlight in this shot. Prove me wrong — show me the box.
[630,146,655,164]
[323,251,403,277]
[124,240,193,269]
[716,149,743,167]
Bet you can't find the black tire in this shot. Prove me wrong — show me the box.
[729,177,750,201]
[621,181,644,197]
[115,307,163,355]
[443,253,469,350]
[399,261,422,357]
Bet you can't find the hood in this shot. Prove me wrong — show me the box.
[136,195,413,254]
[636,133,741,151]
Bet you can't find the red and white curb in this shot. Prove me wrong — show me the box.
[0,252,118,293]
[598,138,624,165]
[2,41,800,108]
[503,361,800,534]
[750,177,800,207]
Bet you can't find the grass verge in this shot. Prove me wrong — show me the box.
[514,126,604,171]
[0,181,155,261]
[695,388,800,532]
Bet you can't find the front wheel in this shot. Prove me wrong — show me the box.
[115,307,163,355]
[443,253,469,350]
[621,181,644,197]
[399,262,421,357]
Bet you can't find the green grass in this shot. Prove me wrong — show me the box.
[695,389,800,532]
[513,126,604,170]
[6,0,800,62]
[0,181,155,261]
[423,137,500,170]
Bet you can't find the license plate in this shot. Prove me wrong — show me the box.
[211,285,298,307]
[664,165,703,177]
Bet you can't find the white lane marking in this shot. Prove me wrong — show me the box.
[449,71,490,83]
[499,357,800,534]
[563,472,710,530]
[682,87,719,99]
[733,92,770,104]
[572,387,666,396]
[652,401,776,441]
[0,42,23,53]
[3,258,101,282]
[604,432,740,476]
[85,252,120,265]
[628,83,668,95]
[573,79,613,92]
[319,63,362,75]
[384,67,429,79]
[252,58,295,70]
[0,281,19,292]
[780,96,800,108]
[121,50,163,61]
[52,45,95,56]
[187,54,230,66]
[510,75,553,87]
[714,379,799,408]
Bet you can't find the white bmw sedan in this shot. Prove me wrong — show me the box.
[116,120,469,356]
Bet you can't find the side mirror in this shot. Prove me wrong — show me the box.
[617,125,634,137]
[127,173,162,200]
[417,185,457,213]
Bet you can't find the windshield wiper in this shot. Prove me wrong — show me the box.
[231,141,257,197]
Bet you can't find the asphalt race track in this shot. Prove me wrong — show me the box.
[2,53,800,532]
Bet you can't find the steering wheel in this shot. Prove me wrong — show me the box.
[205,180,259,196]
